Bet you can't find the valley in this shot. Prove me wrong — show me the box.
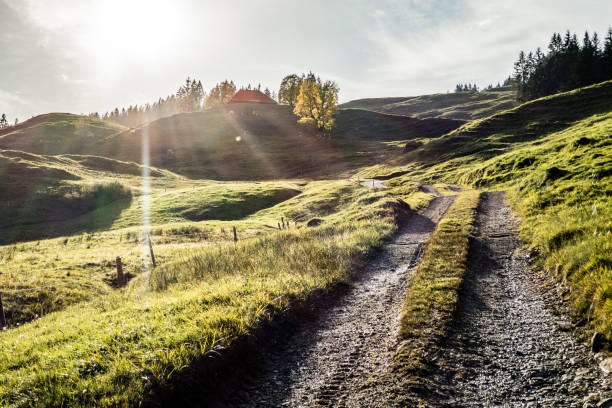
[0,77,611,408]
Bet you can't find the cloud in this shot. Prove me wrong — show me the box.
[0,89,35,120]
[1,0,611,117]
[344,0,612,98]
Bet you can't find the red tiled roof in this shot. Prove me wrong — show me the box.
[229,89,277,104]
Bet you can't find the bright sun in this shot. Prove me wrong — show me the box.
[84,0,186,71]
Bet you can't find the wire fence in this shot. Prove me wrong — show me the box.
[0,218,294,298]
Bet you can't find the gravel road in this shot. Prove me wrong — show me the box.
[213,195,455,408]
[421,191,612,407]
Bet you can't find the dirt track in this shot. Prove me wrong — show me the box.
[215,194,455,408]
[422,191,611,407]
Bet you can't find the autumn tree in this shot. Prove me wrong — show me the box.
[205,80,236,108]
[294,73,339,133]
[278,74,302,107]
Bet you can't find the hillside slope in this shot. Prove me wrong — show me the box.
[0,113,126,155]
[0,149,177,243]
[1,104,463,180]
[371,79,612,342]
[341,86,516,121]
[408,79,612,163]
[334,109,464,140]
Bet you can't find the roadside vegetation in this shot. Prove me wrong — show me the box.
[366,80,612,343]
[0,177,425,407]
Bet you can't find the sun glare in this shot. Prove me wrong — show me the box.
[85,0,186,71]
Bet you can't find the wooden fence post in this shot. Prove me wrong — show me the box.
[116,257,125,286]
[0,292,6,328]
[147,234,157,268]
[281,217,285,229]
[233,226,238,242]
[278,222,281,230]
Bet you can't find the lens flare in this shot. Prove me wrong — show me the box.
[141,127,151,270]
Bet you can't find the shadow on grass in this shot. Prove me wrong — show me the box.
[0,196,133,244]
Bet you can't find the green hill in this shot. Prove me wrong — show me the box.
[100,104,466,179]
[341,86,517,121]
[408,79,612,162]
[0,113,126,155]
[334,109,464,140]
[366,79,612,342]
[0,149,179,243]
[0,105,464,180]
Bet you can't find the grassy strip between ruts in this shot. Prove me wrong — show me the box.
[393,190,480,395]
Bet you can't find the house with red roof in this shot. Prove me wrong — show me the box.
[229,89,277,104]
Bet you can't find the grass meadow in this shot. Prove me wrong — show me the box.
[361,80,612,343]
[0,176,433,406]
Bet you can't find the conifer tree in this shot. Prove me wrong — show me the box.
[513,28,612,101]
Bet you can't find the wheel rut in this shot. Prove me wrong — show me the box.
[215,195,456,408]
[424,191,612,407]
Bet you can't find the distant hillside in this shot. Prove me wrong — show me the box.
[341,86,517,121]
[1,104,463,180]
[0,113,126,155]
[0,149,176,243]
[408,80,612,162]
[334,109,464,140]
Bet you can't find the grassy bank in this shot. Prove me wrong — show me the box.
[340,85,516,121]
[393,191,480,392]
[0,181,413,407]
[459,112,612,341]
[369,80,612,343]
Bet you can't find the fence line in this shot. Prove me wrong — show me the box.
[0,218,293,326]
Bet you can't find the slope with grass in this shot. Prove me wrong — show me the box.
[102,104,468,179]
[341,85,517,121]
[369,79,612,343]
[0,178,369,325]
[1,105,466,180]
[0,113,126,155]
[0,149,180,243]
[334,109,464,140]
[0,177,422,407]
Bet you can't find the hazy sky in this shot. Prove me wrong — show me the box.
[1,0,611,121]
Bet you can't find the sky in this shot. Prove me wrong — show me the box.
[1,0,611,121]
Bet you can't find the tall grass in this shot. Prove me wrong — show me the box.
[0,182,404,407]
